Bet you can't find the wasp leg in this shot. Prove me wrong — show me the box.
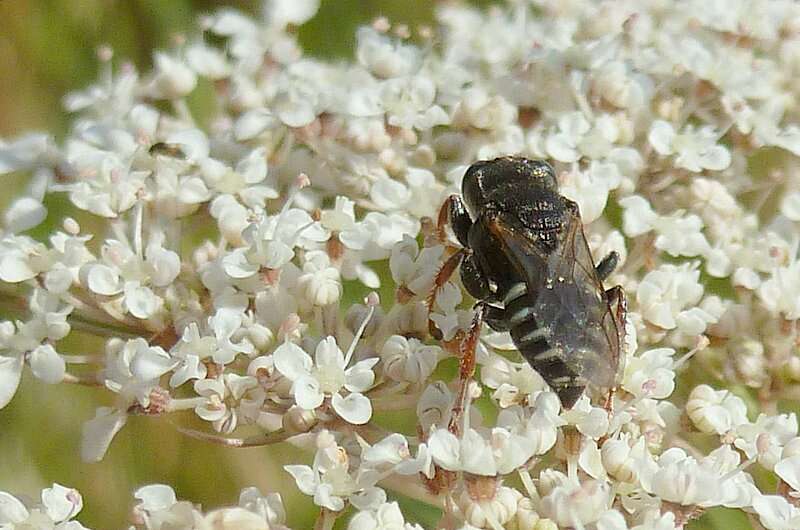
[595,251,619,281]
[438,194,472,247]
[604,285,627,416]
[448,302,485,436]
[460,253,492,299]
[427,248,467,339]
[460,254,508,330]
[606,285,627,330]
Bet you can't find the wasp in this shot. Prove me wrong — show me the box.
[430,156,626,411]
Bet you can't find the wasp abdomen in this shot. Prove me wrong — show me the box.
[503,282,584,408]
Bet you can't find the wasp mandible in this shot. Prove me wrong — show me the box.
[429,156,626,412]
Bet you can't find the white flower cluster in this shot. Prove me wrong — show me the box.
[0,483,87,530]
[3,0,800,528]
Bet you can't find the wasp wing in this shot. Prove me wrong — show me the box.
[487,207,622,391]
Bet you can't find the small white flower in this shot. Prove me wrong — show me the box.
[545,112,590,163]
[775,455,800,497]
[361,433,432,478]
[389,236,442,299]
[758,261,800,320]
[274,337,377,425]
[636,263,704,330]
[458,486,522,529]
[0,483,87,529]
[380,335,441,383]
[753,494,800,530]
[601,434,657,484]
[653,213,711,258]
[620,195,659,238]
[648,120,731,172]
[0,133,54,174]
[735,412,798,469]
[297,252,343,307]
[380,76,448,131]
[348,501,423,530]
[686,384,749,435]
[356,27,419,79]
[237,487,289,529]
[4,196,48,233]
[209,308,255,364]
[539,478,612,528]
[640,448,721,506]
[560,161,622,224]
[561,396,610,439]
[429,281,472,341]
[285,432,383,512]
[622,348,676,399]
[28,343,66,384]
[151,51,197,99]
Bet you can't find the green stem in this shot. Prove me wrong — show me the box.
[0,284,145,339]
[62,372,102,386]
[173,424,294,447]
[379,474,441,508]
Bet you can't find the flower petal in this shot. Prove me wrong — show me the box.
[29,344,66,384]
[0,355,23,409]
[4,197,47,233]
[134,484,177,512]
[648,120,675,155]
[85,264,122,295]
[428,429,461,471]
[274,341,312,381]
[41,483,83,522]
[314,336,345,369]
[344,358,378,393]
[284,465,317,495]
[0,491,29,523]
[124,283,160,319]
[81,407,128,462]
[332,392,372,424]
[293,374,324,410]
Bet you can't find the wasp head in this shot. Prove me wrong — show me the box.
[462,156,558,217]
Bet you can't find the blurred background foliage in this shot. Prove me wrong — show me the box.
[0,1,752,528]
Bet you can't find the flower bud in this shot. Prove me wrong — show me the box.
[63,217,80,234]
[731,339,767,388]
[282,406,317,435]
[534,519,559,530]
[246,323,274,351]
[459,486,520,528]
[602,436,636,483]
[515,497,541,530]
[537,469,568,497]
[686,384,748,434]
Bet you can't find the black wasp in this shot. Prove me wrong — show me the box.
[431,156,626,409]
